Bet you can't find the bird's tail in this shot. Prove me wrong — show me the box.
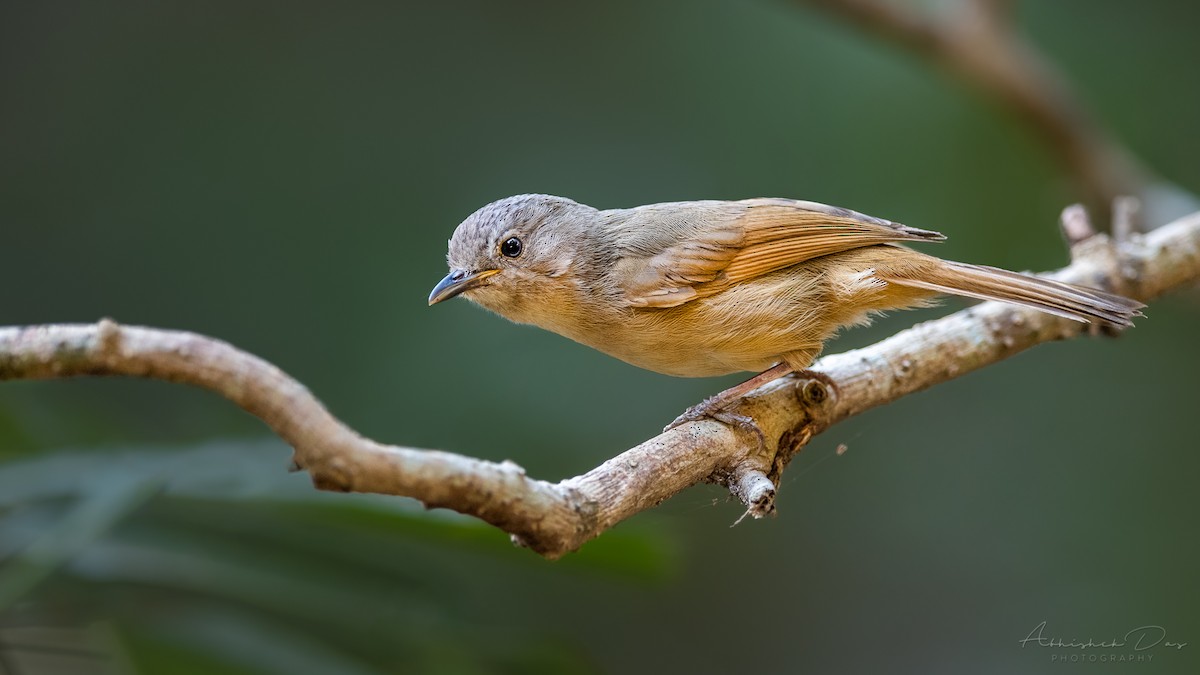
[881,260,1145,328]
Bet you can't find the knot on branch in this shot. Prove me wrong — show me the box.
[96,317,121,354]
[1061,199,1142,283]
[720,371,835,520]
[726,424,819,523]
[309,455,355,492]
[798,377,831,407]
[731,466,776,523]
[1059,199,1148,338]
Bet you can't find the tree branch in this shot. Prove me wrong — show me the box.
[802,0,1148,220]
[2,209,1198,559]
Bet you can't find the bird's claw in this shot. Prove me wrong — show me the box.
[665,398,767,450]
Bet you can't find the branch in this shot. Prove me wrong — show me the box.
[802,0,1148,219]
[2,209,1198,559]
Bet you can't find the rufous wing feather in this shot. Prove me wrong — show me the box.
[717,199,945,285]
[620,198,944,308]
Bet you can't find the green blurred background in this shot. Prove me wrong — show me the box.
[2,1,1198,673]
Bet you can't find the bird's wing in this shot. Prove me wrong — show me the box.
[620,199,945,308]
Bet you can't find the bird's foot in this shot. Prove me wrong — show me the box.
[666,397,766,450]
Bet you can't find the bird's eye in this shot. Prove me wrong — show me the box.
[500,237,523,258]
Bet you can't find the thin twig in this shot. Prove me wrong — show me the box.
[1112,196,1142,243]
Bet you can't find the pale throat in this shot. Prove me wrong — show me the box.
[468,274,602,341]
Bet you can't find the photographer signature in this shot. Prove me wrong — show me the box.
[1020,621,1188,651]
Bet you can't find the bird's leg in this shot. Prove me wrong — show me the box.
[665,363,797,446]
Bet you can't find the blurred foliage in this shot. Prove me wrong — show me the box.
[0,442,670,673]
[1,0,1198,673]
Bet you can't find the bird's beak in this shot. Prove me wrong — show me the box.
[428,269,500,306]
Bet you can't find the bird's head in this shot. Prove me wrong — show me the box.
[428,194,596,322]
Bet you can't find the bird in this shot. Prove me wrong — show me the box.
[428,194,1143,435]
